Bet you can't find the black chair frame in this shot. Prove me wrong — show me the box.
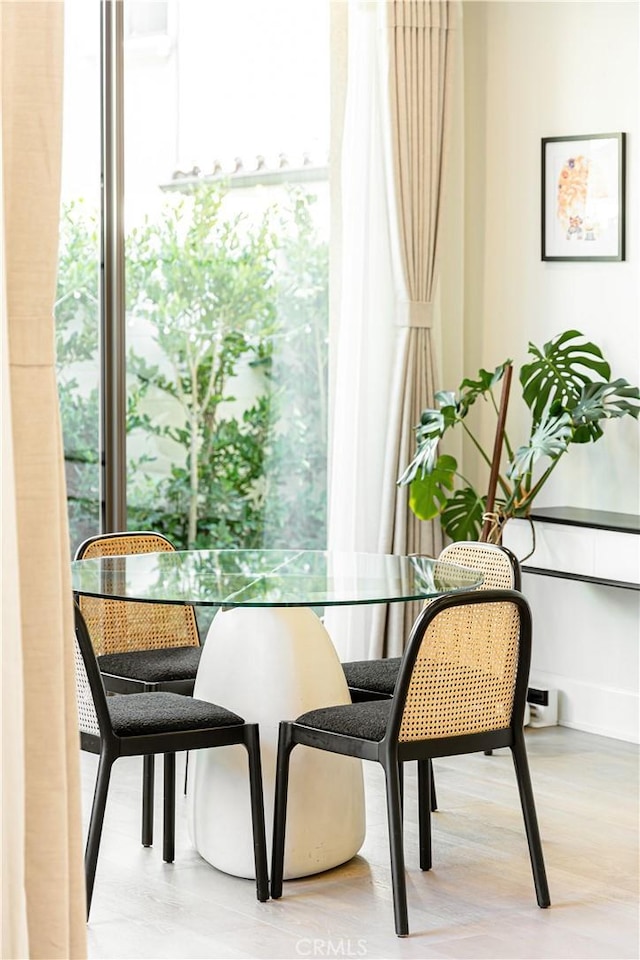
[343,545,523,820]
[74,530,202,848]
[272,589,550,937]
[74,604,269,917]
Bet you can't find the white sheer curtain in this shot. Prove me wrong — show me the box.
[325,1,397,661]
[327,0,461,661]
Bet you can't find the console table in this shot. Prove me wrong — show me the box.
[503,506,639,591]
[503,507,639,743]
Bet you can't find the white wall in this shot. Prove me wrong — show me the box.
[462,1,639,743]
[462,0,639,514]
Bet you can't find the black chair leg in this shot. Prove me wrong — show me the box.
[142,681,158,846]
[184,751,189,795]
[429,759,437,811]
[416,758,437,824]
[163,752,176,864]
[142,754,155,847]
[244,724,269,902]
[417,758,432,871]
[511,736,551,908]
[383,759,409,937]
[270,722,295,900]
[85,751,113,918]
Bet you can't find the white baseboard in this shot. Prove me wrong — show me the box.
[529,669,639,744]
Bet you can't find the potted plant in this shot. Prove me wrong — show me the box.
[399,329,639,543]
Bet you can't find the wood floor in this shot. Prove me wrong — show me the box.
[83,725,639,960]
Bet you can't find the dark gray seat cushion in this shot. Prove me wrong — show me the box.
[98,645,202,683]
[108,691,244,736]
[342,657,401,696]
[296,699,392,741]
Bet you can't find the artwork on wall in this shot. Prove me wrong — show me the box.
[541,133,626,262]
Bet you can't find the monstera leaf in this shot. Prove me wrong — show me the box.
[457,362,511,418]
[409,454,456,520]
[570,379,640,442]
[398,420,441,486]
[431,390,458,419]
[441,486,486,541]
[508,412,573,481]
[520,330,611,425]
[399,400,456,485]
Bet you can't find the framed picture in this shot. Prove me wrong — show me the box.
[541,133,626,261]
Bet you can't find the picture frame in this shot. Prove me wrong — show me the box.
[541,132,626,261]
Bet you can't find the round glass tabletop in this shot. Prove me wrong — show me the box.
[71,548,483,607]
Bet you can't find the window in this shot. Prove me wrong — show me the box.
[57,0,101,552]
[57,0,330,553]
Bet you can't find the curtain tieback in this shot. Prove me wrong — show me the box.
[396,300,433,328]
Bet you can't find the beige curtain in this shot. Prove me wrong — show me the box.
[1,2,87,957]
[371,0,460,657]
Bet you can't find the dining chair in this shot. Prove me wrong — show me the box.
[271,588,550,937]
[342,542,521,697]
[73,602,269,917]
[342,541,522,817]
[74,531,202,848]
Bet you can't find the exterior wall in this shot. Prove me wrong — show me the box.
[462,1,639,741]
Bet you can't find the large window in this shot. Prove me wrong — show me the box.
[56,0,101,550]
[57,0,330,553]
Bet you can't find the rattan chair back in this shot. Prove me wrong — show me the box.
[75,531,200,656]
[395,591,524,743]
[73,622,102,738]
[437,540,521,590]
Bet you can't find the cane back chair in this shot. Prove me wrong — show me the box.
[73,602,268,917]
[272,589,549,937]
[342,541,521,697]
[342,541,521,816]
[74,531,202,847]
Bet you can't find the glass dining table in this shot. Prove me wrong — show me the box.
[71,548,482,882]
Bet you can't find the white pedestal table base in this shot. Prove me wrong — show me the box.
[189,606,366,879]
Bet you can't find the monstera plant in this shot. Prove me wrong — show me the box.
[399,330,639,542]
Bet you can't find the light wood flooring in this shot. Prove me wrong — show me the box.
[83,725,639,960]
